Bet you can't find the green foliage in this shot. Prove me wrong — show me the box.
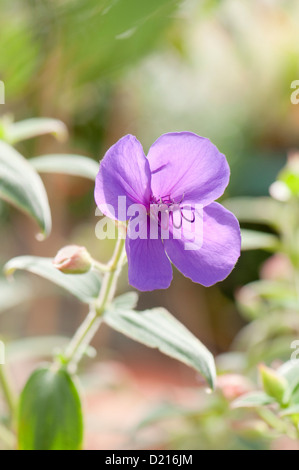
[240,229,280,252]
[276,154,299,198]
[0,141,52,238]
[44,0,183,82]
[112,291,139,310]
[4,256,102,304]
[18,366,83,450]
[1,118,68,145]
[259,365,288,406]
[0,278,32,314]
[1,0,298,448]
[31,154,99,181]
[0,5,40,98]
[227,156,299,371]
[233,392,276,409]
[0,116,78,239]
[233,361,299,440]
[0,0,182,101]
[224,197,283,230]
[104,305,216,388]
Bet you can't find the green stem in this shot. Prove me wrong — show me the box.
[0,365,17,426]
[63,237,126,370]
[93,260,112,273]
[257,408,297,440]
[0,422,16,449]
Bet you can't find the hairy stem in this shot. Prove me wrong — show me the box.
[0,365,17,426]
[62,236,126,370]
[0,422,16,449]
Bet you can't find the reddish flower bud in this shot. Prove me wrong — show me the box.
[53,245,92,274]
[217,374,253,401]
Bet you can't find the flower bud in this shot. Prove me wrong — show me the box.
[217,374,253,401]
[259,364,288,405]
[53,245,92,274]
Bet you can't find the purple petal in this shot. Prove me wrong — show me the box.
[147,132,230,207]
[126,216,173,291]
[164,202,241,287]
[95,135,151,220]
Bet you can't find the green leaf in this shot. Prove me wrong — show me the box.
[259,365,288,405]
[280,405,299,417]
[112,292,139,310]
[30,154,99,181]
[0,278,32,313]
[6,336,69,363]
[0,141,52,238]
[278,157,299,198]
[241,229,280,252]
[236,280,298,320]
[104,307,216,389]
[223,197,282,229]
[278,361,299,403]
[18,366,83,450]
[232,392,276,409]
[4,118,68,144]
[4,256,101,304]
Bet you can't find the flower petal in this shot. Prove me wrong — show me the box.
[164,202,241,287]
[126,216,173,291]
[95,135,151,220]
[147,132,230,207]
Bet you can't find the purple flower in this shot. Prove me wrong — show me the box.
[95,132,241,291]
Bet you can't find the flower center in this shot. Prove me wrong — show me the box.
[149,194,195,229]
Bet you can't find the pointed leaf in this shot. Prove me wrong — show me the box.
[224,197,282,229]
[0,278,32,313]
[5,118,67,144]
[241,229,280,252]
[259,365,288,405]
[30,154,98,181]
[0,141,51,237]
[4,256,101,304]
[278,361,299,403]
[112,292,139,310]
[104,307,216,388]
[18,366,83,450]
[232,392,276,409]
[280,405,299,417]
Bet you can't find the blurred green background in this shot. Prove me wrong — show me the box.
[1,0,299,449]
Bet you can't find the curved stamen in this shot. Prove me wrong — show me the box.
[181,207,196,223]
[171,210,183,229]
[174,193,185,205]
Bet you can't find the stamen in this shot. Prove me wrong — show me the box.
[181,207,196,223]
[150,193,196,230]
[171,211,183,229]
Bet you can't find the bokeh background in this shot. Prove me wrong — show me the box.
[1,0,299,449]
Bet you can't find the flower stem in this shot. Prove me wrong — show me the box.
[0,365,17,426]
[257,408,297,440]
[62,237,126,370]
[0,422,16,449]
